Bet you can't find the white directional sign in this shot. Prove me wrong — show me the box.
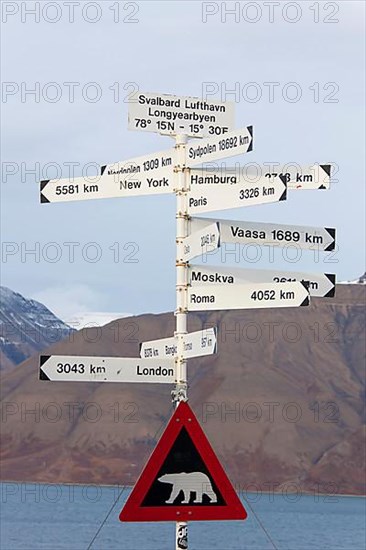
[40,149,175,203]
[140,328,217,360]
[180,222,220,262]
[186,126,253,167]
[187,282,309,311]
[189,265,336,298]
[190,217,336,252]
[198,163,332,190]
[128,91,235,137]
[187,169,286,214]
[39,355,176,383]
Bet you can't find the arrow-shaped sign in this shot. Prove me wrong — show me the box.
[189,265,336,298]
[39,355,176,383]
[187,281,309,311]
[40,149,175,203]
[197,164,332,190]
[180,222,220,262]
[187,169,286,214]
[140,328,217,360]
[186,126,253,167]
[190,217,336,252]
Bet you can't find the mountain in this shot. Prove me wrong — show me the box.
[0,286,74,371]
[0,284,365,494]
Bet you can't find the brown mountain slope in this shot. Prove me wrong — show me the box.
[0,286,74,370]
[0,284,365,494]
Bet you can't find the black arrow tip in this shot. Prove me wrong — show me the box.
[324,273,336,297]
[321,164,332,177]
[324,287,336,298]
[247,126,253,152]
[40,193,50,204]
[40,180,50,203]
[279,188,287,201]
[300,281,310,306]
[325,273,336,285]
[301,280,310,291]
[325,228,336,251]
[40,355,50,367]
[39,369,50,381]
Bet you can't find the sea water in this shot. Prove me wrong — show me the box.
[0,483,365,550]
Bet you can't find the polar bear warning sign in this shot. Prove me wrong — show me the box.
[119,401,247,522]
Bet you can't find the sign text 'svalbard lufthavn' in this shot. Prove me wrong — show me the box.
[128,92,235,137]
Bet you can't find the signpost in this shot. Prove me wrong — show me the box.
[128,92,235,138]
[140,328,217,360]
[189,216,336,252]
[38,89,336,550]
[40,355,176,384]
[189,265,336,298]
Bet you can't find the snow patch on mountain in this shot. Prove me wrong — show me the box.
[338,272,366,284]
[66,311,130,329]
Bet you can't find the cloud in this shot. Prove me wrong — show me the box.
[31,284,129,325]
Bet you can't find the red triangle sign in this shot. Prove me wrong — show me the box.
[119,401,247,522]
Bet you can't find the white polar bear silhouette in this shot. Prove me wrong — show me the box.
[158,472,217,504]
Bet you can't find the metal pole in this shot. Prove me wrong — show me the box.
[173,133,188,550]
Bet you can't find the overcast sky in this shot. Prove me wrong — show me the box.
[1,1,365,322]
